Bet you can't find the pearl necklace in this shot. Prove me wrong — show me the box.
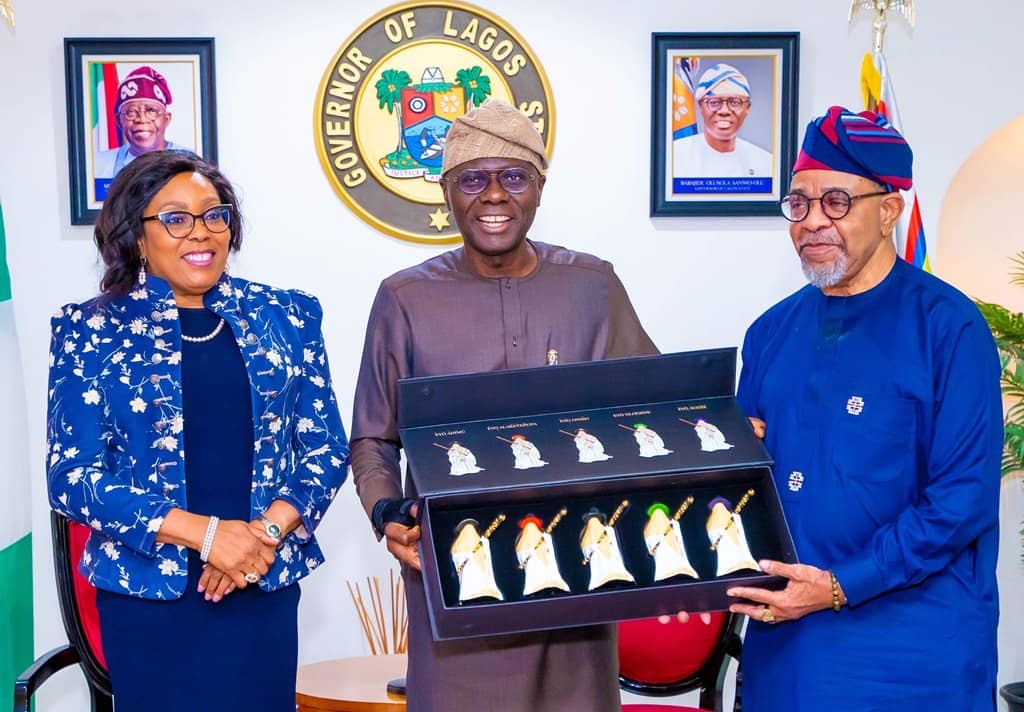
[180,318,226,344]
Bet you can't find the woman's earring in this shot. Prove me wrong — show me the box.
[138,256,148,286]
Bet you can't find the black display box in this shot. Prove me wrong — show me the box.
[397,349,797,640]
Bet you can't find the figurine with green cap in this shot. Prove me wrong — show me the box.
[644,500,698,581]
[632,422,673,458]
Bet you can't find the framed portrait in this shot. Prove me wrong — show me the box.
[64,37,217,225]
[650,32,799,217]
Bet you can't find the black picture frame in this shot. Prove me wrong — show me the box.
[650,32,799,217]
[64,37,217,225]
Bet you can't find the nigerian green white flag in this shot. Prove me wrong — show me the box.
[0,198,33,694]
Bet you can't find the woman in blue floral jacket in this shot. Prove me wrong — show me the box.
[46,150,349,711]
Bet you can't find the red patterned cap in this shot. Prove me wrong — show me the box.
[116,66,173,112]
[793,106,912,191]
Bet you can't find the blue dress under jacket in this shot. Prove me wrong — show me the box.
[96,307,301,711]
[737,258,1002,711]
[46,272,349,600]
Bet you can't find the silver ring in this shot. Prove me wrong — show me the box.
[244,572,259,584]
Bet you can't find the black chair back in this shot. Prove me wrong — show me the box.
[14,510,112,712]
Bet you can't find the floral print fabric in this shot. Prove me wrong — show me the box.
[47,273,349,599]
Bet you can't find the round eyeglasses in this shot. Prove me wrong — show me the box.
[444,167,538,195]
[141,204,232,239]
[119,105,165,122]
[781,189,890,222]
[701,97,749,111]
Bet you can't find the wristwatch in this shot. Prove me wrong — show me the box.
[260,516,283,540]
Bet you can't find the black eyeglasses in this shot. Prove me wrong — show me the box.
[443,167,538,195]
[781,189,889,222]
[141,204,232,238]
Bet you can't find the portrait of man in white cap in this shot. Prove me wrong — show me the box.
[672,61,773,180]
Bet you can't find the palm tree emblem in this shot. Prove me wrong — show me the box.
[375,69,413,156]
[455,66,492,109]
[375,65,493,182]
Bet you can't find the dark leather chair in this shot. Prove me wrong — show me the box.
[619,612,743,712]
[14,511,112,712]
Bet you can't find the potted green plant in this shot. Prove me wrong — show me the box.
[974,252,1024,712]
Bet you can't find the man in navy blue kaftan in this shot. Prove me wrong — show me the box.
[726,106,1002,711]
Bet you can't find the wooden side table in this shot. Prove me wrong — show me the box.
[296,654,407,712]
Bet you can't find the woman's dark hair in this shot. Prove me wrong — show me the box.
[94,150,244,296]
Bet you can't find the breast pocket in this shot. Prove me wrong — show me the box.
[832,394,918,483]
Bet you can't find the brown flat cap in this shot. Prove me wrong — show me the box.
[441,99,548,176]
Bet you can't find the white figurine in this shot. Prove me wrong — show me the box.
[446,441,484,476]
[515,515,570,595]
[573,428,613,463]
[693,419,734,452]
[631,423,673,458]
[509,434,548,470]
[450,519,504,602]
[706,497,760,576]
[643,502,698,581]
[580,508,635,590]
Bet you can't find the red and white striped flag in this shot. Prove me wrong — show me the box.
[89,61,121,153]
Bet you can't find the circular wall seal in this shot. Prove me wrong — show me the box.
[314,0,556,245]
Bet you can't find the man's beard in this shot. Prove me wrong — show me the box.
[798,233,848,288]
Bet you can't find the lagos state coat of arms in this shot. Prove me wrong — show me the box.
[314,1,555,244]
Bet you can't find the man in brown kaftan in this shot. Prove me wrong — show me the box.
[350,99,657,712]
